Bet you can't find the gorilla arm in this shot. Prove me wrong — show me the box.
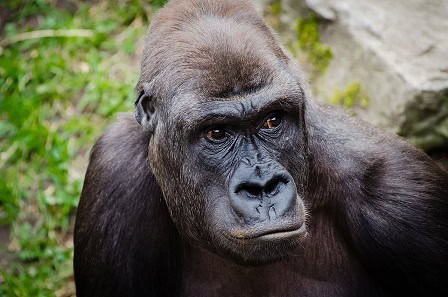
[73,113,182,297]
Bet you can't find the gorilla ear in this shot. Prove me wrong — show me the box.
[135,83,156,133]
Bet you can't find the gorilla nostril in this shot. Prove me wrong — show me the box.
[264,176,288,195]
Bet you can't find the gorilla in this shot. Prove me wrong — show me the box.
[73,0,448,296]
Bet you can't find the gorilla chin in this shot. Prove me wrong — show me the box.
[210,197,308,265]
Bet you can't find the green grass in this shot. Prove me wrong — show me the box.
[0,0,167,295]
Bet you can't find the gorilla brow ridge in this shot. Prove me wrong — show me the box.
[176,92,303,132]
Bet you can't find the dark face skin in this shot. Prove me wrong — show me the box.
[142,79,308,264]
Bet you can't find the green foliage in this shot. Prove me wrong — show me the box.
[269,2,282,16]
[402,91,448,151]
[2,0,52,20]
[151,0,169,8]
[328,81,370,110]
[296,15,333,74]
[0,0,152,295]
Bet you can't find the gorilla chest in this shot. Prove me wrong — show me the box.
[182,276,364,297]
[180,247,379,297]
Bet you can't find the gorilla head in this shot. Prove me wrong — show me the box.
[135,0,309,264]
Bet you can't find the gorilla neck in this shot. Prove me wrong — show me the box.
[180,209,378,297]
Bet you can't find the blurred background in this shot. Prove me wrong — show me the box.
[0,0,447,295]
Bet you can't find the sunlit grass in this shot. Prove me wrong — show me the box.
[0,1,168,295]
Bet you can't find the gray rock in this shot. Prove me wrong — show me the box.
[307,0,448,150]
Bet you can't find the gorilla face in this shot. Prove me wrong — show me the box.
[140,79,309,264]
[193,97,308,264]
[135,4,309,264]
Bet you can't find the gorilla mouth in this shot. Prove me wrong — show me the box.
[228,222,306,241]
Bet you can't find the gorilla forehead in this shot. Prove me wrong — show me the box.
[174,17,279,97]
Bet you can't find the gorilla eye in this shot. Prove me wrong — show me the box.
[206,128,227,142]
[263,114,282,129]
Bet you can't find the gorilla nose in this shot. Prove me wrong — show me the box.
[229,169,297,222]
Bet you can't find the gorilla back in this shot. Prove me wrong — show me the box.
[74,0,448,296]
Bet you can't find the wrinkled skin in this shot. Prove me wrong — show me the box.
[74,0,448,296]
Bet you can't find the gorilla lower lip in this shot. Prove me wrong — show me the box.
[229,223,305,241]
[255,226,306,240]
